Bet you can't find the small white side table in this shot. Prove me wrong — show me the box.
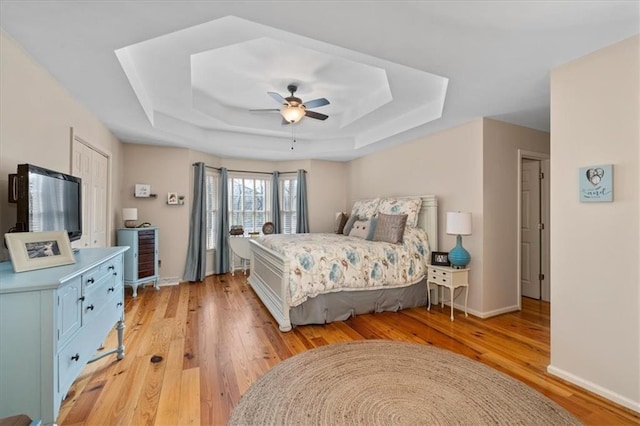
[228,236,251,276]
[427,265,470,321]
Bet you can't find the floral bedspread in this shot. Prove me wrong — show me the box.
[256,228,430,307]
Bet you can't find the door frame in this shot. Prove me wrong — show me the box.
[516,149,550,309]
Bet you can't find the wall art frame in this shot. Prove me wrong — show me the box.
[579,164,613,202]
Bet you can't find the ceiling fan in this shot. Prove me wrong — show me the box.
[251,84,330,124]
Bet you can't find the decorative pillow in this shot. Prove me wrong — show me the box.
[349,218,375,240]
[373,213,408,244]
[377,198,421,228]
[343,214,359,235]
[334,212,348,234]
[350,198,381,220]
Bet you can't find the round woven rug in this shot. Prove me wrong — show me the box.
[229,340,580,425]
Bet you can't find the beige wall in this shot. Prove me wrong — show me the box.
[549,36,639,411]
[307,160,349,233]
[348,119,486,312]
[347,118,550,317]
[121,144,191,283]
[482,119,549,313]
[123,145,347,279]
[0,31,124,260]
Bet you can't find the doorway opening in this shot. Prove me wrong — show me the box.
[517,150,550,307]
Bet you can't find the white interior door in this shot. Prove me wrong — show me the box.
[541,159,550,302]
[91,152,108,247]
[521,159,541,299]
[72,138,108,248]
[72,141,92,248]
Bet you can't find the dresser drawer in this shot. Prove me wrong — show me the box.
[429,267,451,278]
[58,332,95,396]
[138,262,156,278]
[138,253,155,263]
[84,260,118,290]
[429,274,449,284]
[138,231,156,243]
[89,291,124,347]
[84,275,118,322]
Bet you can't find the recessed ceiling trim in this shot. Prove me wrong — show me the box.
[114,15,448,157]
[114,47,155,126]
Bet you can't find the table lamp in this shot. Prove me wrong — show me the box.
[123,208,138,228]
[446,211,472,268]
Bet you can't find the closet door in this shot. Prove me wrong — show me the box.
[72,138,108,248]
[91,152,108,247]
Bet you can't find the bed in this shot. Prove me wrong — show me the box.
[248,195,438,332]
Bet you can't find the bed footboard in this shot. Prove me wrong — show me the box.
[248,239,292,332]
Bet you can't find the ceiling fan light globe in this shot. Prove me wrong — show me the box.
[281,106,305,123]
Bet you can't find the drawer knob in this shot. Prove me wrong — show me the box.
[108,265,115,270]
[87,304,95,311]
[108,287,115,293]
[71,353,80,362]
[113,272,118,276]
[117,302,123,307]
[78,296,85,302]
[87,278,95,284]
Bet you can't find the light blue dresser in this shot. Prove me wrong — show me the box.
[0,247,128,424]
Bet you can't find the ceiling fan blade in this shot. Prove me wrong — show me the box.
[303,98,330,109]
[268,92,287,105]
[305,110,329,121]
[249,108,280,112]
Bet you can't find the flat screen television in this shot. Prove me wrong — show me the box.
[14,163,82,242]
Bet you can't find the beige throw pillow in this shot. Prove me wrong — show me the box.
[373,213,408,244]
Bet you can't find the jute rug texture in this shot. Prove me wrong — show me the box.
[229,340,581,425]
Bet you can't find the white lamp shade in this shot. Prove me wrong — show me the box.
[122,208,138,221]
[446,212,472,235]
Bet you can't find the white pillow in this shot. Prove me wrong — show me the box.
[350,198,381,220]
[377,198,421,228]
[349,218,375,240]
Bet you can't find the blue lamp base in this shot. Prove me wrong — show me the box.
[448,234,470,268]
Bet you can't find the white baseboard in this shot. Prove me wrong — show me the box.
[547,365,640,413]
[473,304,520,319]
[158,277,181,286]
[438,300,519,319]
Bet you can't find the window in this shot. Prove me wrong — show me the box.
[229,176,269,233]
[280,177,297,234]
[205,170,218,250]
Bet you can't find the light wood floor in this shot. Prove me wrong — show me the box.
[57,274,639,425]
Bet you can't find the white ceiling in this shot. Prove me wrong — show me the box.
[1,1,638,161]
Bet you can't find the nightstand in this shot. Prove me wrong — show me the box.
[427,265,469,321]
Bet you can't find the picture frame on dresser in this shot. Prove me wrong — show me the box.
[5,231,75,273]
[430,251,450,267]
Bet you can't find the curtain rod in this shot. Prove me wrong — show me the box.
[193,163,304,175]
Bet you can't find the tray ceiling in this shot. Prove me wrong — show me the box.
[1,1,638,160]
